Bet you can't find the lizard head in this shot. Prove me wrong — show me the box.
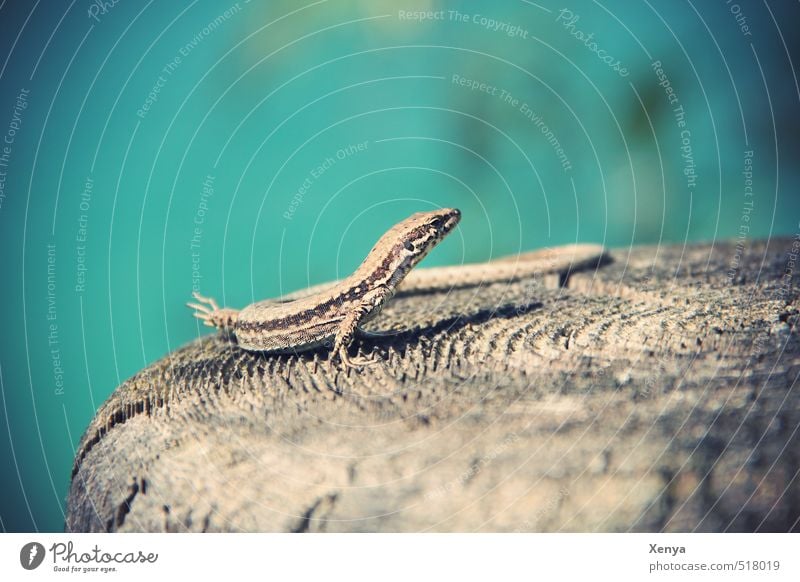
[362,208,461,287]
[400,208,461,258]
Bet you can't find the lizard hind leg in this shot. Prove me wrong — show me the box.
[187,291,239,330]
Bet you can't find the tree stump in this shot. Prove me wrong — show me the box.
[66,237,800,532]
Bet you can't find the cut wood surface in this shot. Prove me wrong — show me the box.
[66,237,800,532]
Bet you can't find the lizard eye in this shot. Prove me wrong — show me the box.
[404,240,415,252]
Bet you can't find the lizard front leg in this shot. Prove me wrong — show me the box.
[332,287,388,369]
[187,292,239,331]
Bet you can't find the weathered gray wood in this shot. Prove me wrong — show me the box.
[66,237,800,532]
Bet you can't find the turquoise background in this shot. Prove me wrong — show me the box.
[1,0,798,531]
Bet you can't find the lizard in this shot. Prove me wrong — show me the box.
[188,208,607,368]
